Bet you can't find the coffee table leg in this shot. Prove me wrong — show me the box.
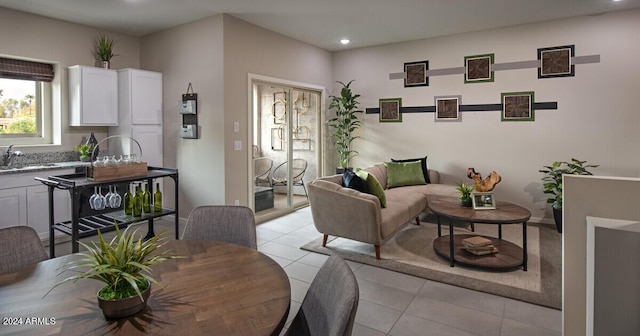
[437,215,442,237]
[449,219,455,267]
[498,223,502,240]
[523,221,528,271]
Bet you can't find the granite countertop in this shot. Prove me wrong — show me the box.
[0,161,90,175]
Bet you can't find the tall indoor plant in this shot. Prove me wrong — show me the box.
[46,225,181,319]
[539,158,598,233]
[327,80,363,172]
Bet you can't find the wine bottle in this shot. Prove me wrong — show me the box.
[153,183,162,212]
[133,185,142,217]
[123,184,133,215]
[142,183,151,213]
[86,132,99,161]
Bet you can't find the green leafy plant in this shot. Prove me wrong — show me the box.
[327,80,363,168]
[76,143,94,158]
[539,158,599,209]
[456,182,475,202]
[47,225,181,300]
[94,35,118,62]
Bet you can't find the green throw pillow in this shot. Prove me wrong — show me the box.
[355,169,387,208]
[384,161,427,188]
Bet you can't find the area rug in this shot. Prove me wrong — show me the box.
[301,218,561,310]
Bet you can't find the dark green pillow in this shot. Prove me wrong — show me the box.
[343,169,369,193]
[355,169,387,208]
[384,161,427,188]
[391,156,430,183]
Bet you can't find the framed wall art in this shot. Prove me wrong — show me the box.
[501,91,535,122]
[272,92,286,124]
[472,192,496,210]
[538,45,575,78]
[379,98,402,123]
[464,53,494,83]
[434,95,461,122]
[404,60,429,87]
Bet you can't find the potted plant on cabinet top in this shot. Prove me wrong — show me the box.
[327,80,363,174]
[46,225,181,319]
[539,158,598,233]
[94,35,117,69]
[456,182,475,207]
[76,143,94,162]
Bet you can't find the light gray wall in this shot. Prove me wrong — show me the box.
[0,7,140,152]
[332,9,640,223]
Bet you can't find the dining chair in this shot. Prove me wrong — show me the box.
[182,205,257,249]
[0,226,48,275]
[285,255,359,336]
[254,157,273,187]
[271,158,308,198]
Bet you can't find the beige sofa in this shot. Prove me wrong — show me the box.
[308,163,458,259]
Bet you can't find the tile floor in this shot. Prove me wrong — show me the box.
[256,207,562,336]
[52,206,562,336]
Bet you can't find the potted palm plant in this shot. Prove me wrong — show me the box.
[46,225,181,319]
[327,80,363,173]
[94,35,117,69]
[539,158,598,233]
[456,182,475,207]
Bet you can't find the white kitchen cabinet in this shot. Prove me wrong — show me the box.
[0,187,27,228]
[26,185,71,239]
[118,69,162,125]
[69,65,118,126]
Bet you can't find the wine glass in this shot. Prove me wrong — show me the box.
[104,185,115,208]
[89,186,99,210]
[110,185,122,208]
[91,186,106,210]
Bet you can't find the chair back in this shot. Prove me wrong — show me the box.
[254,157,273,186]
[182,205,257,249]
[291,158,307,184]
[285,255,359,336]
[0,226,48,275]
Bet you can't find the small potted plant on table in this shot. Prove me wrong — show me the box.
[77,143,94,162]
[539,158,598,233]
[46,225,181,319]
[456,182,475,207]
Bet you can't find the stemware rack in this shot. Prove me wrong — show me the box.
[36,166,179,257]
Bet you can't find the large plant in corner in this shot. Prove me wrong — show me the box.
[45,225,181,319]
[539,158,598,233]
[327,80,363,172]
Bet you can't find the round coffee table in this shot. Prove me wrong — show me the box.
[429,196,531,271]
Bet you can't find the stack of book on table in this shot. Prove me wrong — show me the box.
[462,236,498,256]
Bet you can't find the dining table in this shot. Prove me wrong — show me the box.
[0,240,291,335]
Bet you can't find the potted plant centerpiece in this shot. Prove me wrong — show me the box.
[46,225,181,319]
[539,158,598,233]
[94,35,117,69]
[456,182,475,207]
[327,80,363,174]
[77,143,94,162]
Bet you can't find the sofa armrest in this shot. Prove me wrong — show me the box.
[308,180,383,245]
[428,169,440,184]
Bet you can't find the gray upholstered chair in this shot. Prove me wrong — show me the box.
[285,255,359,336]
[272,158,308,198]
[181,205,257,249]
[254,157,273,187]
[0,226,48,275]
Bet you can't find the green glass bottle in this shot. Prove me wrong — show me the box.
[136,183,143,198]
[142,183,151,213]
[123,184,133,215]
[153,182,162,212]
[133,185,142,217]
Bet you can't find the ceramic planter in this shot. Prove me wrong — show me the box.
[97,283,150,319]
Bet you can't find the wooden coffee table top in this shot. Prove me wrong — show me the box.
[429,197,531,224]
[0,240,291,336]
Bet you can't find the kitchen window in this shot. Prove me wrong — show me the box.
[0,57,54,146]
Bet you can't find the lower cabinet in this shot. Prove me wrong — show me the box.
[26,185,71,239]
[0,187,27,228]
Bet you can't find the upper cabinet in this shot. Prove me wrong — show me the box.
[118,69,163,125]
[68,65,118,126]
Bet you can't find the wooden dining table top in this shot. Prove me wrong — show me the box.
[0,240,291,336]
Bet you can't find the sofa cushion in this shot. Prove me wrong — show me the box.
[364,164,388,189]
[384,188,428,216]
[343,169,368,193]
[355,169,387,208]
[391,156,431,183]
[384,161,427,188]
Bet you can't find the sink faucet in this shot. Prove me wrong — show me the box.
[5,145,23,167]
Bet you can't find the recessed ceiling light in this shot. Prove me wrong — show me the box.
[612,0,623,2]
[340,39,351,45]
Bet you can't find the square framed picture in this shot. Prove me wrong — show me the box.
[404,60,429,87]
[501,91,535,122]
[379,98,402,123]
[472,192,496,210]
[434,96,461,122]
[538,45,575,78]
[464,54,494,83]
